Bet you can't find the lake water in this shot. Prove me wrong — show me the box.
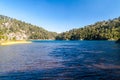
[0,41,120,80]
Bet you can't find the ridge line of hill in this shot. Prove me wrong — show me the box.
[0,15,120,41]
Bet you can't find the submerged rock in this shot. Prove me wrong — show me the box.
[116,39,120,43]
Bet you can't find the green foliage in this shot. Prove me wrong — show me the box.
[1,15,120,41]
[56,17,120,40]
[0,15,57,41]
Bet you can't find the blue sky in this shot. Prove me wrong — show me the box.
[0,0,120,33]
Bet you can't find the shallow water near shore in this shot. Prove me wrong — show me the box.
[0,40,120,80]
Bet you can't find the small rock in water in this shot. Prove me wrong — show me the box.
[116,39,120,43]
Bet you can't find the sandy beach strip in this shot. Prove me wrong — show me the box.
[0,40,32,46]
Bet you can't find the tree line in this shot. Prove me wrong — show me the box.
[1,15,120,41]
[0,15,57,41]
[56,17,120,40]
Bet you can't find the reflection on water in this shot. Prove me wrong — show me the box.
[93,63,120,69]
[0,41,120,80]
[0,43,64,73]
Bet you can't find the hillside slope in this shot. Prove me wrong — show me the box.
[0,15,57,41]
[1,15,120,41]
[56,17,120,40]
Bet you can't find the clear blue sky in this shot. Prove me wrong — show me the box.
[0,0,120,33]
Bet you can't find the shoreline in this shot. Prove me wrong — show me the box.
[0,40,32,46]
[0,39,117,46]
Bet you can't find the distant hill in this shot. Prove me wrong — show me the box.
[56,17,120,40]
[1,15,120,41]
[0,15,57,41]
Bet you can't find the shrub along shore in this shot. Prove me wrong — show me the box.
[0,40,32,46]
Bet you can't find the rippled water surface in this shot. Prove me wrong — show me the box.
[0,41,120,80]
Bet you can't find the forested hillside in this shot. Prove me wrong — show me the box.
[0,15,57,41]
[1,15,120,41]
[56,17,120,40]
